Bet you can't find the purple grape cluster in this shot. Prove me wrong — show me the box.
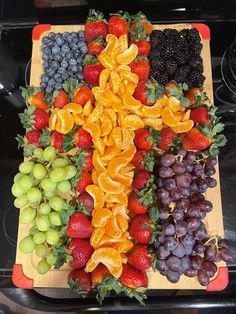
[152,149,233,285]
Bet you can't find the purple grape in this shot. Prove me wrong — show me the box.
[194,241,206,254]
[157,188,169,200]
[204,246,217,261]
[220,247,234,263]
[206,156,217,167]
[198,200,213,213]
[163,224,175,236]
[192,164,204,177]
[176,221,188,236]
[176,173,192,188]
[204,166,216,177]
[156,177,163,188]
[183,159,193,172]
[156,232,165,244]
[172,161,186,174]
[181,234,196,248]
[189,192,205,203]
[185,269,198,277]
[162,197,172,206]
[197,178,208,193]
[186,205,200,218]
[166,269,180,283]
[180,187,190,197]
[172,208,184,221]
[159,167,174,178]
[206,177,217,188]
[156,259,168,272]
[167,256,182,272]
[160,154,175,167]
[159,207,169,220]
[156,245,171,259]
[170,189,182,201]
[197,270,210,286]
[164,178,176,190]
[176,197,190,209]
[186,151,196,162]
[218,239,230,250]
[176,148,187,158]
[172,243,186,258]
[194,225,208,240]
[214,252,221,263]
[185,245,195,256]
[181,256,191,272]
[198,212,206,221]
[190,255,202,270]
[202,261,217,278]
[187,218,201,231]
[163,236,178,251]
[190,182,198,192]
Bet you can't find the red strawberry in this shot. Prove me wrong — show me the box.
[134,128,153,151]
[108,12,130,37]
[77,191,94,211]
[75,128,93,148]
[130,57,150,81]
[76,171,92,193]
[132,170,150,190]
[84,9,108,42]
[132,150,146,170]
[22,88,49,110]
[19,107,49,131]
[26,130,43,148]
[130,12,152,36]
[83,54,104,87]
[88,36,105,56]
[73,85,94,106]
[185,87,201,105]
[120,264,148,288]
[158,127,176,151]
[66,212,93,238]
[182,127,212,151]
[190,106,209,124]
[51,131,63,152]
[128,191,148,214]
[32,109,49,130]
[134,79,164,106]
[128,244,152,270]
[129,214,153,244]
[91,264,110,286]
[68,239,93,269]
[68,269,92,295]
[82,148,93,171]
[134,40,151,56]
[52,90,68,109]
[165,81,177,97]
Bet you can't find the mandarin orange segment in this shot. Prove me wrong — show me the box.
[123,93,142,110]
[101,145,121,163]
[120,164,135,173]
[121,114,144,130]
[155,95,168,107]
[117,110,128,126]
[118,144,136,160]
[116,64,131,73]
[126,82,136,94]
[171,119,194,133]
[112,239,134,253]
[104,108,117,126]
[92,150,106,173]
[112,101,124,112]
[93,137,105,155]
[112,204,129,219]
[99,68,111,89]
[56,109,74,134]
[98,52,116,70]
[91,169,99,185]
[83,122,101,139]
[121,254,128,264]
[63,103,83,114]
[166,96,182,112]
[86,185,105,209]
[105,193,128,207]
[143,117,163,130]
[90,227,106,248]
[85,247,123,278]
[86,104,103,123]
[142,103,162,118]
[111,127,122,147]
[92,208,112,228]
[104,88,121,104]
[83,100,93,116]
[103,34,118,54]
[110,71,121,94]
[110,47,123,62]
[162,106,181,127]
[121,127,134,150]
[106,134,114,146]
[49,108,59,130]
[113,173,133,186]
[117,82,126,99]
[116,215,129,233]
[182,109,191,121]
[118,34,128,52]
[119,71,139,85]
[98,172,124,194]
[73,113,85,125]
[107,157,129,178]
[116,43,139,65]
[105,216,123,238]
[100,118,113,137]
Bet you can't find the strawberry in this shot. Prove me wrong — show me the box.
[72,148,94,172]
[26,130,43,148]
[129,214,153,244]
[131,150,154,171]
[190,106,209,124]
[132,170,150,190]
[19,107,49,131]
[130,57,150,81]
[52,90,69,109]
[134,79,164,106]
[134,128,153,151]
[66,212,93,238]
[83,54,104,87]
[128,191,148,214]
[108,12,130,37]
[158,127,177,151]
[73,85,94,106]
[88,36,105,56]
[75,128,93,148]
[77,191,94,211]
[68,239,93,269]
[91,264,110,286]
[128,244,152,271]
[165,81,177,97]
[182,127,212,151]
[21,87,49,110]
[68,269,92,296]
[76,171,92,193]
[51,131,63,152]
[135,40,151,56]
[185,87,201,105]
[130,12,152,36]
[120,264,148,288]
[84,9,108,42]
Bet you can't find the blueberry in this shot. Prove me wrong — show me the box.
[46,86,53,93]
[70,42,79,51]
[61,44,70,53]
[72,36,78,44]
[48,32,56,39]
[55,82,62,90]
[66,34,73,42]
[55,33,62,40]
[65,51,74,60]
[58,66,66,74]
[77,57,83,64]
[42,37,50,45]
[62,72,69,80]
[41,74,49,82]
[78,30,84,38]
[42,54,49,61]
[52,45,60,54]
[80,45,88,54]
[51,60,59,69]
[47,39,54,47]
[71,32,77,37]
[55,77,63,84]
[54,54,62,62]
[77,65,83,72]
[48,78,56,86]
[68,58,77,66]
[62,32,69,39]
[42,45,51,55]
[48,69,56,77]
[56,37,64,46]
[61,60,68,68]
[71,65,78,73]
[40,81,47,89]
[43,62,49,68]
[76,72,84,80]
[54,73,61,80]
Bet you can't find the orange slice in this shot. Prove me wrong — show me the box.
[63,103,83,114]
[49,108,59,130]
[100,119,113,137]
[121,127,134,150]
[119,145,136,160]
[98,172,124,194]
[119,71,139,85]
[90,227,106,248]
[112,102,124,112]
[99,68,110,89]
[104,108,117,127]
[126,82,136,94]
[98,52,116,70]
[116,215,129,233]
[123,93,142,111]
[93,137,105,156]
[142,103,162,118]
[182,109,191,121]
[110,47,122,62]
[117,82,126,99]
[116,44,139,65]
[116,64,131,73]
[120,164,135,174]
[83,100,93,116]
[113,173,133,186]
[91,169,99,185]
[143,117,163,130]
[162,106,181,127]
[166,96,182,112]
[112,204,129,219]
[106,134,114,146]
[110,71,121,94]
[121,114,144,130]
[171,120,194,133]
[86,185,105,209]
[107,157,129,178]
[105,193,128,207]
[73,113,85,125]
[56,109,74,134]
[112,239,134,254]
[111,127,122,147]
[101,145,121,163]
[83,122,101,139]
[155,95,168,107]
[92,150,106,173]
[92,208,112,228]
[103,34,118,54]
[86,104,103,123]
[105,216,122,238]
[118,34,128,52]
[104,88,121,104]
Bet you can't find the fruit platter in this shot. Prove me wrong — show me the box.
[12,10,233,304]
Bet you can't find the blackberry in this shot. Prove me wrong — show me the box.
[187,69,205,87]
[152,70,169,85]
[190,42,203,56]
[152,58,165,71]
[163,28,178,39]
[179,29,190,39]
[150,30,165,48]
[149,49,162,60]
[161,43,176,59]
[174,51,186,65]
[193,74,206,87]
[189,28,201,43]
[188,56,203,68]
[166,60,178,75]
[174,65,191,83]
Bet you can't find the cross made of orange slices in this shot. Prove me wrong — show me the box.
[48,34,194,278]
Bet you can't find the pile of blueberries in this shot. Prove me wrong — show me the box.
[40,31,87,92]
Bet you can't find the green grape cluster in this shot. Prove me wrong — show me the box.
[12,146,77,274]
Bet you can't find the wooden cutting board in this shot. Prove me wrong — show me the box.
[13,24,227,291]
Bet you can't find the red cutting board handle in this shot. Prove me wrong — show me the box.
[12,264,34,288]
[32,24,51,40]
[192,23,211,40]
[207,267,229,291]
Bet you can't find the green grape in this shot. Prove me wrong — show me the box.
[27,187,42,203]
[49,167,66,183]
[49,211,62,226]
[46,252,57,266]
[18,175,34,191]
[14,172,25,183]
[19,236,35,254]
[35,244,47,257]
[33,231,46,244]
[37,258,51,274]
[19,207,36,224]
[29,225,38,236]
[14,194,28,208]
[19,160,35,174]
[38,203,51,215]
[43,146,56,162]
[33,164,47,180]
[41,177,56,192]
[33,148,44,159]
[46,228,60,245]
[64,165,77,180]
[57,180,71,194]
[11,182,24,197]
[36,216,50,232]
[43,190,55,198]
[52,158,69,169]
[49,196,65,212]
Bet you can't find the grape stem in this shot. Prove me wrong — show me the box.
[204,236,219,250]
[46,155,57,169]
